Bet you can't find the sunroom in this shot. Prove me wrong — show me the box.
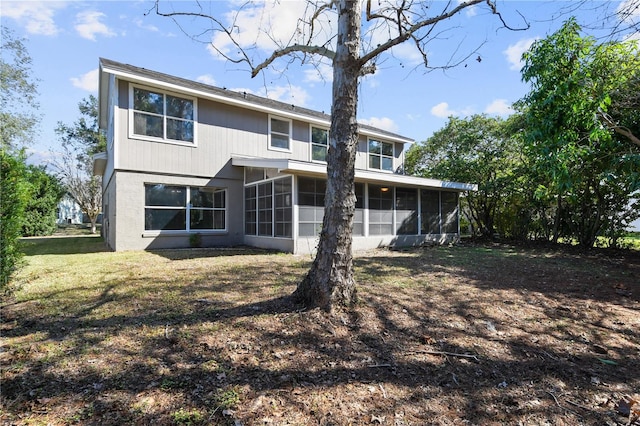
[232,156,476,255]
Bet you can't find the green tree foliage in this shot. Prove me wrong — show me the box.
[21,165,65,237]
[0,26,40,151]
[405,114,526,239]
[0,151,30,291]
[56,95,106,158]
[54,96,105,234]
[519,18,640,248]
[0,27,40,291]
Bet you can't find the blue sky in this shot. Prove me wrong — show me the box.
[1,0,637,165]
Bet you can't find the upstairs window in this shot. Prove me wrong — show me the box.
[131,86,195,144]
[311,126,329,162]
[368,139,394,171]
[269,117,291,151]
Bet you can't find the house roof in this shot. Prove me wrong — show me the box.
[231,156,478,191]
[98,58,415,145]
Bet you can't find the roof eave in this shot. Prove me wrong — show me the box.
[98,58,414,145]
[231,156,477,191]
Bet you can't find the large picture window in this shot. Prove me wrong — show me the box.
[368,139,394,171]
[311,126,328,162]
[145,185,225,231]
[132,86,195,144]
[270,117,291,150]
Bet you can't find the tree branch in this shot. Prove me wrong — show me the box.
[251,44,336,77]
[359,0,529,70]
[598,110,640,148]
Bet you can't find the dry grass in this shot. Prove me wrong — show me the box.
[1,236,639,425]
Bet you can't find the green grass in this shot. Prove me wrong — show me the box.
[3,234,639,425]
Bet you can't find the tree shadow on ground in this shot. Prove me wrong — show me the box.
[2,244,638,425]
[21,235,108,256]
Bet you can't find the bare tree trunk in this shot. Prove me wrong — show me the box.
[293,0,360,311]
[552,194,562,244]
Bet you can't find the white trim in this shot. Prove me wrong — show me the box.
[309,125,329,163]
[231,156,478,191]
[100,63,414,145]
[268,115,292,152]
[367,137,394,173]
[128,83,198,146]
[144,185,227,232]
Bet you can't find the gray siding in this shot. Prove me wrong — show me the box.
[114,79,405,180]
[109,171,244,251]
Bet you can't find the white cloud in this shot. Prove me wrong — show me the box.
[617,0,640,24]
[430,102,456,118]
[359,117,399,133]
[196,74,217,86]
[464,4,478,17]
[70,69,99,92]
[504,37,538,71]
[256,85,310,106]
[75,11,116,41]
[134,18,159,32]
[304,62,333,84]
[207,1,335,61]
[624,32,640,42]
[431,102,476,118]
[0,1,64,36]
[484,99,513,116]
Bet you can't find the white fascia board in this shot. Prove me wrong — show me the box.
[100,65,414,145]
[98,65,110,130]
[101,65,330,125]
[231,156,477,191]
[362,129,415,145]
[353,169,477,191]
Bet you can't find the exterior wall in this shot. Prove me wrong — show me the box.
[102,174,117,250]
[99,68,464,253]
[295,234,459,256]
[243,235,295,253]
[109,170,244,251]
[113,79,405,179]
[57,194,83,224]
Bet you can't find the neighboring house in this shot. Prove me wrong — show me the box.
[93,58,477,254]
[57,193,83,225]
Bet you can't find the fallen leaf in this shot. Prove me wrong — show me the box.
[597,358,618,366]
[371,414,385,424]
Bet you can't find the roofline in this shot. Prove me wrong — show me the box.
[98,58,415,145]
[231,156,478,191]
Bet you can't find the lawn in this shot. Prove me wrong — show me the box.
[1,236,639,425]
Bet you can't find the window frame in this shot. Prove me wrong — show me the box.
[129,84,197,146]
[144,184,226,234]
[368,139,394,172]
[268,115,292,152]
[310,126,329,163]
[244,176,293,238]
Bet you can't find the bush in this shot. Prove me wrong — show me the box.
[21,165,65,237]
[0,151,30,292]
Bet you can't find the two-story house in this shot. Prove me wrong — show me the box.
[93,58,476,254]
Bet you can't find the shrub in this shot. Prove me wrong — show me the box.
[21,165,65,237]
[1,151,30,292]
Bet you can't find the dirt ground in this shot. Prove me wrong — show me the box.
[1,241,639,425]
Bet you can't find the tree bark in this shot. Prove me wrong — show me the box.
[293,0,361,311]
